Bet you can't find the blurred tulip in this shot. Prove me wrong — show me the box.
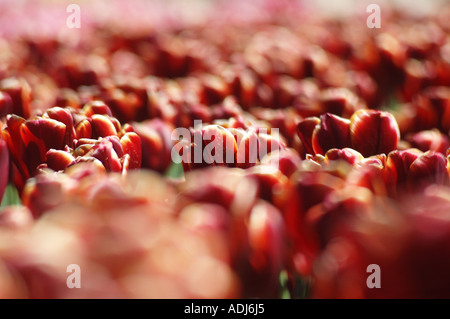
[312,185,450,298]
[0,91,13,119]
[284,171,345,276]
[0,78,31,119]
[0,205,34,230]
[178,167,286,298]
[406,129,450,154]
[0,138,8,202]
[296,116,320,156]
[385,149,423,189]
[407,151,448,189]
[131,119,173,173]
[318,88,365,118]
[259,148,302,178]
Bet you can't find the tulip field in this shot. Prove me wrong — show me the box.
[0,0,450,299]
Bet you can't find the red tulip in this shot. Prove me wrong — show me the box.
[407,129,450,154]
[312,185,450,298]
[131,119,173,173]
[0,138,9,202]
[0,91,13,119]
[350,110,400,157]
[0,78,31,119]
[312,113,351,155]
[297,116,320,156]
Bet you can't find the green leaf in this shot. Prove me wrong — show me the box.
[278,270,313,299]
[165,157,184,179]
[278,270,291,299]
[0,183,21,209]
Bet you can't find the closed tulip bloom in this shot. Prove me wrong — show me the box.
[350,110,400,157]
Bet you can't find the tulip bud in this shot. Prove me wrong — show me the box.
[350,110,400,157]
[178,167,257,214]
[246,165,290,209]
[90,114,118,138]
[407,129,450,154]
[0,78,31,119]
[297,117,320,156]
[83,100,113,117]
[22,173,65,218]
[386,149,423,188]
[347,156,387,195]
[2,115,28,180]
[55,88,81,110]
[236,130,259,169]
[0,139,8,201]
[408,151,448,188]
[44,107,75,146]
[257,132,286,162]
[245,201,285,298]
[132,119,173,173]
[201,124,237,167]
[200,74,230,105]
[312,113,351,155]
[306,185,374,248]
[120,132,142,169]
[284,171,345,275]
[318,87,364,118]
[0,91,13,118]
[23,118,66,151]
[260,148,301,178]
[46,149,75,171]
[75,119,92,139]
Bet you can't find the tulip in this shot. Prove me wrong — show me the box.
[44,107,76,146]
[303,185,375,257]
[284,171,345,276]
[0,78,31,119]
[259,148,302,178]
[177,167,286,298]
[236,130,259,169]
[407,129,450,154]
[0,139,8,202]
[318,87,365,118]
[90,114,118,138]
[408,151,448,189]
[131,119,173,173]
[296,116,320,156]
[350,110,400,157]
[385,149,423,189]
[244,200,286,298]
[46,149,76,172]
[0,91,13,119]
[312,113,351,155]
[346,154,387,196]
[202,124,238,167]
[312,185,450,298]
[245,165,290,210]
[407,86,450,132]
